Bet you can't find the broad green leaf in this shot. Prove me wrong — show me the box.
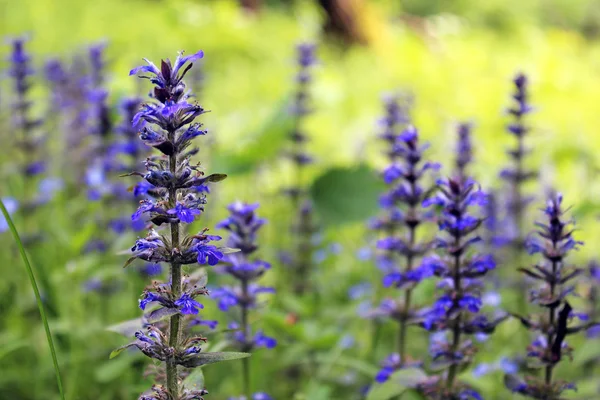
[310,165,385,227]
[366,380,406,400]
[573,339,600,365]
[181,351,251,367]
[183,368,205,391]
[393,368,428,388]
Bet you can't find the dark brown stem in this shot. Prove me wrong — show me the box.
[398,176,417,365]
[545,259,558,386]
[446,219,463,390]
[241,279,251,397]
[166,143,181,397]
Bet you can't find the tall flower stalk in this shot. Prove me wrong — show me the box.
[214,202,276,398]
[115,50,248,400]
[284,43,318,295]
[505,193,595,398]
[500,73,536,253]
[7,38,45,213]
[370,122,440,380]
[417,177,505,399]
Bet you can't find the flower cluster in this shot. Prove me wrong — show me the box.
[7,38,54,210]
[499,73,536,250]
[44,55,94,180]
[283,43,319,296]
[505,193,594,398]
[118,51,235,400]
[415,178,505,399]
[8,38,44,175]
[368,96,440,381]
[455,122,472,180]
[216,202,275,397]
[215,203,276,351]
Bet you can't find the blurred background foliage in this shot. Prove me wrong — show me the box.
[1,0,600,399]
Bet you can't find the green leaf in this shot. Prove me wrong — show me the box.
[366,380,406,400]
[310,165,385,227]
[219,247,241,255]
[204,173,228,183]
[122,256,137,268]
[183,368,205,391]
[145,307,180,324]
[106,318,144,337]
[187,268,208,287]
[573,339,600,365]
[393,368,428,387]
[109,344,132,360]
[181,351,251,367]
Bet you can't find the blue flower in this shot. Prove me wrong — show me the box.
[212,288,239,311]
[139,292,165,310]
[254,331,277,349]
[168,202,201,224]
[193,244,223,266]
[459,389,482,400]
[459,295,482,313]
[190,319,218,330]
[253,393,273,400]
[174,293,204,315]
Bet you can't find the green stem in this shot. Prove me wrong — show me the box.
[398,225,415,364]
[446,221,462,390]
[0,199,65,400]
[166,151,181,397]
[241,279,251,397]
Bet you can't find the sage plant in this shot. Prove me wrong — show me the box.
[370,94,410,277]
[505,193,595,398]
[370,121,440,381]
[416,177,505,399]
[500,73,536,252]
[455,122,472,181]
[284,43,318,295]
[214,202,275,398]
[7,38,45,208]
[114,51,246,400]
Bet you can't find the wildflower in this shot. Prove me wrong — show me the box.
[368,94,439,377]
[283,43,320,296]
[119,50,230,399]
[505,193,595,398]
[217,202,275,395]
[500,73,537,251]
[415,177,505,398]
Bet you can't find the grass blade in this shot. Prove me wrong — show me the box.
[0,199,65,400]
